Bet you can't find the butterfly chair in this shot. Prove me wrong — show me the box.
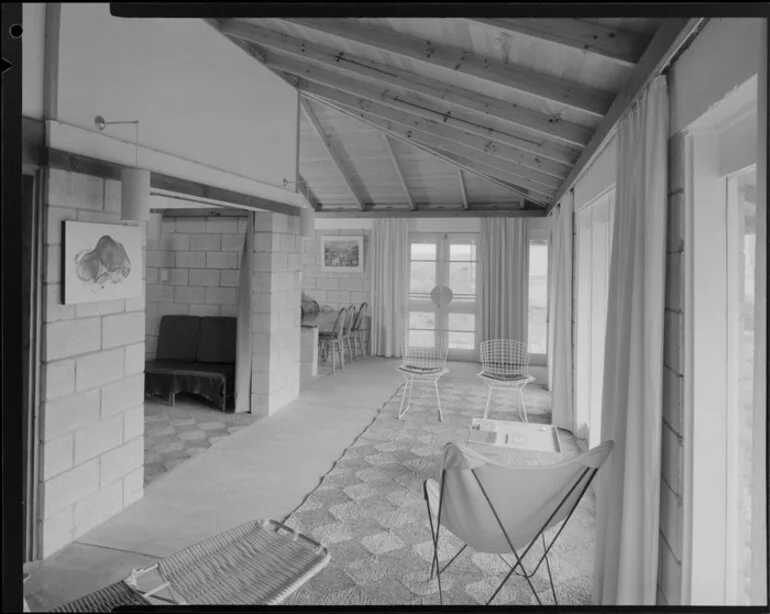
[478,339,536,421]
[319,307,347,374]
[47,519,330,611]
[423,440,613,605]
[397,336,450,422]
[351,302,369,357]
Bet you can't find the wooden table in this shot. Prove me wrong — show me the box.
[300,311,341,382]
[301,310,340,333]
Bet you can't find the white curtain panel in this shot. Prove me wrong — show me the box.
[547,190,575,432]
[234,212,254,413]
[478,218,528,343]
[371,218,409,357]
[593,75,668,605]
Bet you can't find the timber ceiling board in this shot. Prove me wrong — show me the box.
[211,16,676,216]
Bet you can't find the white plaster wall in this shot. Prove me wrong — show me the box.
[22,3,46,119]
[669,18,763,136]
[55,3,299,189]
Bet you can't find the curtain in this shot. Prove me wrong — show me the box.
[547,190,574,432]
[593,75,668,605]
[371,218,409,357]
[478,218,528,343]
[234,212,254,412]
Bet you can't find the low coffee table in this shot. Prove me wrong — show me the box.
[467,418,562,466]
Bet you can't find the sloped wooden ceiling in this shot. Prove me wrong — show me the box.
[207,17,698,217]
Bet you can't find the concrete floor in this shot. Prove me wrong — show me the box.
[23,358,548,610]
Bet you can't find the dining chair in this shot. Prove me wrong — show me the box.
[342,305,357,361]
[423,440,614,605]
[478,339,536,421]
[318,307,347,374]
[351,302,368,357]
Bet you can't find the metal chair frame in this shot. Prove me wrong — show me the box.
[318,307,347,374]
[424,463,601,606]
[478,339,535,421]
[396,336,449,421]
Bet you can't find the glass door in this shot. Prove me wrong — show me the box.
[408,233,478,360]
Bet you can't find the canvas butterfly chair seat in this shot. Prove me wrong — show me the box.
[396,337,449,421]
[46,519,330,611]
[478,339,536,421]
[423,440,614,605]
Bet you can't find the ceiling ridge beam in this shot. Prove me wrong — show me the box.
[381,135,416,210]
[281,17,613,117]
[219,19,592,148]
[458,169,470,210]
[301,83,562,192]
[549,18,705,210]
[300,98,369,211]
[306,92,547,207]
[316,208,546,219]
[469,18,649,66]
[247,49,577,171]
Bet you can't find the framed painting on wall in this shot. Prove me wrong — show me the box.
[321,235,364,273]
[63,221,143,304]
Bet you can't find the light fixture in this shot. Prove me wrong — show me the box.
[95,115,151,222]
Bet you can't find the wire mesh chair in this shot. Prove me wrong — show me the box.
[344,304,359,360]
[478,339,536,421]
[319,307,347,374]
[397,336,450,421]
[351,302,369,357]
[423,441,613,605]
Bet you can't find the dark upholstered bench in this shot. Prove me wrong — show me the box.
[145,315,237,412]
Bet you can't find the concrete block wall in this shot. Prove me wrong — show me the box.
[40,168,145,558]
[144,216,247,359]
[250,212,302,417]
[302,229,372,352]
[657,131,686,606]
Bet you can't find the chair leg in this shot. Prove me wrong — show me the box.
[339,342,345,370]
[483,386,493,419]
[398,379,411,419]
[542,534,558,605]
[519,385,529,423]
[434,379,444,422]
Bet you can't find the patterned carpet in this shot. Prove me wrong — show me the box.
[281,377,596,606]
[143,393,258,486]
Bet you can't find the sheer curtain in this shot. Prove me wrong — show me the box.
[478,218,528,343]
[234,212,254,412]
[593,75,668,605]
[547,190,574,432]
[371,218,409,357]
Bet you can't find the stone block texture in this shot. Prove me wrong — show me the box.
[40,168,146,558]
[658,131,686,606]
[145,215,247,358]
[301,229,372,353]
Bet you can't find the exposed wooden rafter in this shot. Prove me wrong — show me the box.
[458,169,470,210]
[244,48,580,168]
[549,18,706,210]
[381,135,416,210]
[218,19,592,148]
[316,207,546,219]
[298,172,321,210]
[300,97,368,211]
[469,18,650,66]
[281,18,614,116]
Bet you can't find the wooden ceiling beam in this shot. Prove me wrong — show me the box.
[281,18,613,116]
[316,207,546,218]
[253,51,576,172]
[306,93,548,207]
[469,18,649,66]
[300,98,369,211]
[458,169,470,210]
[218,19,592,148]
[382,135,416,210]
[298,172,321,210]
[549,18,706,210]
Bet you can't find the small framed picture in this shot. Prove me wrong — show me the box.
[321,235,364,273]
[63,221,144,304]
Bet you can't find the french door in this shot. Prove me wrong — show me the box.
[408,233,478,361]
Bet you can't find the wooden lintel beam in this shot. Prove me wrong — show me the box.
[219,19,592,148]
[152,208,247,218]
[316,207,547,219]
[458,169,470,210]
[282,18,613,116]
[382,135,416,210]
[469,18,649,66]
[549,18,706,211]
[300,97,368,211]
[298,172,322,211]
